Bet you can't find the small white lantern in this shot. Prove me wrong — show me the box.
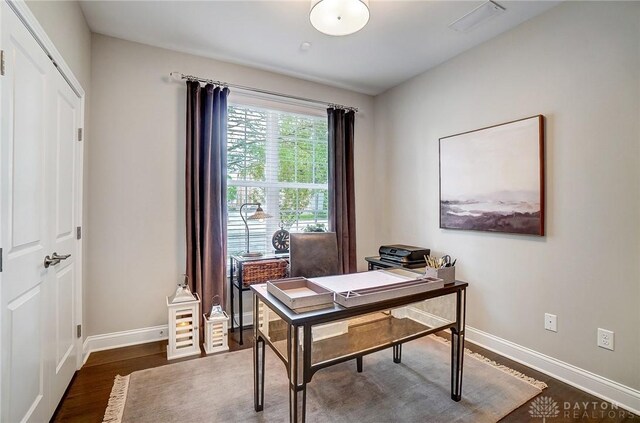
[166,276,201,360]
[203,311,229,354]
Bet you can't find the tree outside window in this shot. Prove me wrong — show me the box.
[227,105,328,257]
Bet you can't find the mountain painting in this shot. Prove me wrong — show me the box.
[439,115,545,236]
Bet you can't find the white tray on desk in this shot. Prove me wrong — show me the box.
[333,276,444,308]
[267,277,334,310]
[306,269,444,308]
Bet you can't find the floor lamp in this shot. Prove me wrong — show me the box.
[240,203,272,257]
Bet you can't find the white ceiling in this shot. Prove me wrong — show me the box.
[80,1,560,95]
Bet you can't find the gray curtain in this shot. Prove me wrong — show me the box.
[185,81,229,329]
[328,108,357,274]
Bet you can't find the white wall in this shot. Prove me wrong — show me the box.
[87,34,378,336]
[374,1,640,390]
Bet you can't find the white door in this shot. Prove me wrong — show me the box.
[47,55,81,412]
[1,4,52,421]
[1,3,82,421]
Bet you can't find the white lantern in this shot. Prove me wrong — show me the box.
[166,277,201,360]
[203,311,229,354]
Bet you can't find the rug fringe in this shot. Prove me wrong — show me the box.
[103,374,130,423]
[429,334,548,391]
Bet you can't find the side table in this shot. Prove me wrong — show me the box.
[229,253,289,344]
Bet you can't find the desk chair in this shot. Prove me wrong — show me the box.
[289,232,341,278]
[289,232,364,372]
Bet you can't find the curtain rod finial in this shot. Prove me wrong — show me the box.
[170,71,183,81]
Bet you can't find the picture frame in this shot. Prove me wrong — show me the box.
[439,115,545,236]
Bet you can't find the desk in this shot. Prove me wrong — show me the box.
[251,273,467,422]
[229,253,289,345]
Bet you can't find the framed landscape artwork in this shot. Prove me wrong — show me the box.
[439,115,545,236]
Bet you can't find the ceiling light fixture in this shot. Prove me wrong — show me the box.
[449,1,506,33]
[310,0,370,36]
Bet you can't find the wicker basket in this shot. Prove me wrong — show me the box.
[242,259,289,287]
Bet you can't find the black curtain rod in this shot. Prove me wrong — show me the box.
[170,72,358,113]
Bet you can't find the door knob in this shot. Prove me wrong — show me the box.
[44,252,71,268]
[51,252,71,261]
[44,255,60,268]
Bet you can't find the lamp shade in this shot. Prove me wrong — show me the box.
[310,0,370,36]
[247,205,272,220]
[240,203,271,257]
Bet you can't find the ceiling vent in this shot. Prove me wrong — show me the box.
[449,1,506,33]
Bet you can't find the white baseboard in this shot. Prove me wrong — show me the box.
[82,325,168,364]
[465,326,640,416]
[405,307,640,416]
[82,311,253,364]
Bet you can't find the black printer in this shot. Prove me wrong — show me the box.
[379,244,430,266]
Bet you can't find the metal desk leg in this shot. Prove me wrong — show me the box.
[451,288,466,401]
[288,325,306,423]
[253,297,265,412]
[393,344,402,364]
[356,356,363,373]
[230,257,235,333]
[239,265,244,345]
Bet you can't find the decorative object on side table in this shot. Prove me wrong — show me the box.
[303,223,326,232]
[271,222,290,253]
[424,255,456,285]
[203,296,229,354]
[439,115,545,236]
[166,275,201,360]
[240,202,272,257]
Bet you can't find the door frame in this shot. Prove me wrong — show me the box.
[3,0,86,371]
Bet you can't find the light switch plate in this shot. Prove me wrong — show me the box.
[597,328,614,351]
[544,313,557,332]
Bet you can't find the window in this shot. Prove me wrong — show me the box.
[227,104,329,256]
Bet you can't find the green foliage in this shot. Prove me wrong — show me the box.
[227,106,266,182]
[303,223,327,232]
[228,186,237,203]
[227,106,328,223]
[277,115,328,220]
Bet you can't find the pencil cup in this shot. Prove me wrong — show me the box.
[424,266,455,284]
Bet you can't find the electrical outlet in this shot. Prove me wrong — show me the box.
[544,313,557,332]
[597,328,614,351]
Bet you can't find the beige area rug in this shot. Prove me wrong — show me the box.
[104,335,546,423]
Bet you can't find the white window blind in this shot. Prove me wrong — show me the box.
[227,104,329,256]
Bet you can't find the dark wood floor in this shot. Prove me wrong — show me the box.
[53,329,636,422]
